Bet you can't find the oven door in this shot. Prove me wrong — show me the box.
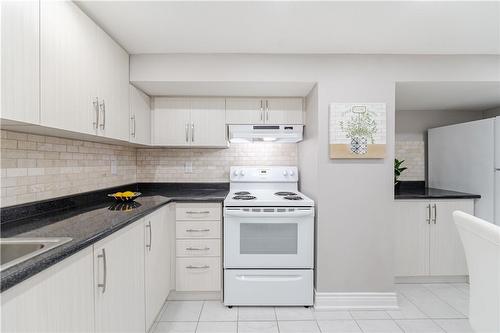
[224,207,314,268]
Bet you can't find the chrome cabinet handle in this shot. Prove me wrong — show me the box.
[131,115,136,137]
[185,123,189,142]
[260,100,263,121]
[426,204,431,224]
[432,204,437,224]
[186,247,210,251]
[186,265,210,269]
[99,100,106,129]
[93,97,99,129]
[97,248,107,293]
[146,221,152,251]
[186,211,210,214]
[191,123,195,142]
[186,228,210,232]
[265,100,269,121]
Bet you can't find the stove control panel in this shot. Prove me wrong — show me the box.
[230,166,298,182]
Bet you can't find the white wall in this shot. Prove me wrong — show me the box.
[131,54,500,293]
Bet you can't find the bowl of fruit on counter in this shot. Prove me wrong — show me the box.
[108,190,141,202]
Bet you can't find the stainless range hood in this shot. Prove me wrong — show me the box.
[228,125,303,143]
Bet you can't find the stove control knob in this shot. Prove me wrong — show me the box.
[233,170,239,176]
[283,170,288,176]
[289,170,295,176]
[239,170,245,176]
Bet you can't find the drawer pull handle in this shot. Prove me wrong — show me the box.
[186,228,210,232]
[186,211,210,214]
[186,247,210,251]
[186,265,210,269]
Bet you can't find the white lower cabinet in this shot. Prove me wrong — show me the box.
[1,247,95,332]
[176,257,221,292]
[395,199,473,277]
[145,206,172,330]
[94,221,146,333]
[175,203,222,292]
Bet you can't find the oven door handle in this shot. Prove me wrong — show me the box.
[236,274,303,282]
[224,209,313,218]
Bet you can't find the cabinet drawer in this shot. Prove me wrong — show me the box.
[176,221,220,239]
[176,203,221,221]
[176,257,221,291]
[176,239,220,257]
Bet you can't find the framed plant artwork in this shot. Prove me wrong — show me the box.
[329,103,386,159]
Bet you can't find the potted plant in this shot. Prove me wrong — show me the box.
[339,109,377,154]
[394,158,407,193]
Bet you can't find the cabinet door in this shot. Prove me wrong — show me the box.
[129,84,151,145]
[96,29,129,141]
[429,200,473,276]
[40,1,96,135]
[94,221,145,333]
[226,98,263,124]
[1,247,94,332]
[190,98,227,147]
[394,200,430,276]
[266,98,303,124]
[152,97,191,146]
[1,0,39,124]
[145,207,171,330]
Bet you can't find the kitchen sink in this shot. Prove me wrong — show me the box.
[0,237,72,271]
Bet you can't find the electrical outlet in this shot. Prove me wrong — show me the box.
[185,161,193,173]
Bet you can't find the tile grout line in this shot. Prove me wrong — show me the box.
[421,284,468,318]
[195,301,205,333]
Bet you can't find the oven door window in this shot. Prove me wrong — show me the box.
[240,223,298,254]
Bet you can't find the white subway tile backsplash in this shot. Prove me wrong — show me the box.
[395,140,425,181]
[1,130,298,207]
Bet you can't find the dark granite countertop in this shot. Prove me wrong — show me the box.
[0,183,228,292]
[395,187,481,200]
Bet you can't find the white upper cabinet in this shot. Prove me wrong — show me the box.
[190,98,227,147]
[95,30,130,141]
[152,97,227,148]
[1,0,40,124]
[40,0,129,140]
[40,0,97,135]
[226,97,303,125]
[129,84,151,145]
[226,98,264,124]
[152,97,191,146]
[266,98,303,124]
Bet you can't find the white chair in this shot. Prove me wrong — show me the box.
[453,211,500,333]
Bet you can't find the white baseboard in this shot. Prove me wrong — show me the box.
[314,291,399,310]
[395,276,469,284]
[167,291,221,301]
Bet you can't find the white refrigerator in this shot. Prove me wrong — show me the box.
[428,116,499,225]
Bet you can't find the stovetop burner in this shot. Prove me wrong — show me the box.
[232,195,256,200]
[234,191,251,196]
[284,195,303,200]
[275,191,297,196]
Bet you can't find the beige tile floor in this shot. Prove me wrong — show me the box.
[151,283,472,333]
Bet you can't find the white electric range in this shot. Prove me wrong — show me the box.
[223,166,315,306]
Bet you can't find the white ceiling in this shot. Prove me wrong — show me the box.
[76,1,500,55]
[396,82,500,112]
[132,81,315,97]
